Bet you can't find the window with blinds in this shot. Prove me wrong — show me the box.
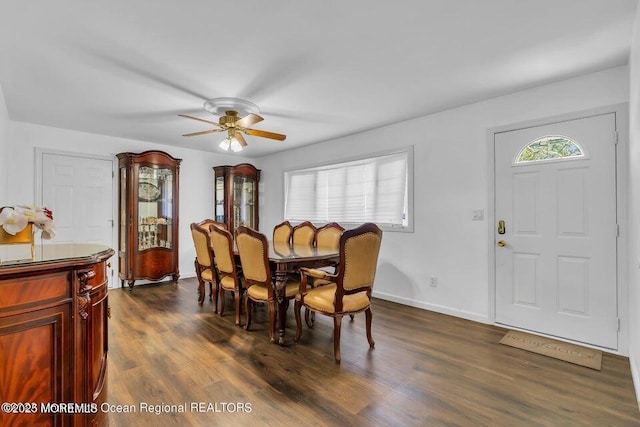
[284,148,412,231]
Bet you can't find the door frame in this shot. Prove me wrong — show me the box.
[486,103,629,355]
[34,148,118,287]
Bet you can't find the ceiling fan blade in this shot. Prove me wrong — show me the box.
[236,113,264,128]
[244,128,287,141]
[183,129,225,137]
[235,132,248,147]
[178,114,222,127]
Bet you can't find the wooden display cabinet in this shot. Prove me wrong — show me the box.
[214,163,260,232]
[117,150,181,289]
[0,244,114,427]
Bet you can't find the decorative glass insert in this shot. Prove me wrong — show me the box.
[515,135,584,163]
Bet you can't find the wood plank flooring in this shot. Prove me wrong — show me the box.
[107,278,639,426]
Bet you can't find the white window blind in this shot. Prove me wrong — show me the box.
[285,151,409,227]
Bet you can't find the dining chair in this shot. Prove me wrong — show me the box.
[313,221,344,282]
[197,218,227,231]
[314,222,344,250]
[190,223,218,307]
[294,223,382,363]
[273,220,293,245]
[236,226,300,342]
[208,224,244,326]
[292,221,316,246]
[304,222,346,326]
[191,219,227,301]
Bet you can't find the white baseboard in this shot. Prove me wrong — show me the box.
[371,290,490,324]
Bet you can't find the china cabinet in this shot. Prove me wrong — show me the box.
[214,163,260,231]
[117,150,181,289]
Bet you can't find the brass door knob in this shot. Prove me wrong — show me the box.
[497,240,507,247]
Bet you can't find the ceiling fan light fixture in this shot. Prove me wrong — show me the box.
[219,138,231,151]
[181,98,285,150]
[229,137,243,152]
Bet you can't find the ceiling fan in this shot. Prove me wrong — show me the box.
[179,97,286,152]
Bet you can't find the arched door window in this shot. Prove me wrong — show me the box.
[514,135,585,164]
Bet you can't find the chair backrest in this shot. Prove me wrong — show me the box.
[197,218,228,231]
[315,222,344,251]
[273,221,293,245]
[190,223,213,268]
[236,226,272,292]
[208,225,236,275]
[292,221,316,246]
[336,223,382,295]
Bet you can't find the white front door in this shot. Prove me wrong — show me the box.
[40,152,115,285]
[494,113,618,349]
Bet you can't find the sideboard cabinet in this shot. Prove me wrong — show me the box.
[117,150,181,289]
[214,163,260,231]
[0,244,114,427]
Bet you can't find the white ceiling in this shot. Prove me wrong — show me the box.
[0,1,637,158]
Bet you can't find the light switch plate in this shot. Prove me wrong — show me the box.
[472,209,484,221]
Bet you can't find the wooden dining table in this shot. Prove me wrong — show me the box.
[268,241,340,345]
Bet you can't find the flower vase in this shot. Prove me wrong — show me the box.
[0,223,35,259]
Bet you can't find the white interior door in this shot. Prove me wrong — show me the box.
[494,113,618,349]
[40,152,115,285]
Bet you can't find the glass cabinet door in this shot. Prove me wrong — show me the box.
[119,167,127,252]
[233,175,257,228]
[213,163,259,232]
[137,166,174,251]
[215,175,225,222]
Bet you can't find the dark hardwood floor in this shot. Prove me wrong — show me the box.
[107,278,639,426]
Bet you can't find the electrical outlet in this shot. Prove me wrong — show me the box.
[430,276,437,287]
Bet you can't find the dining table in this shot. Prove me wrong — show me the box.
[268,241,340,345]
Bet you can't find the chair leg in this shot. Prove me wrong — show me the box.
[212,282,219,313]
[365,307,375,348]
[233,289,242,326]
[195,260,204,305]
[218,286,226,316]
[333,315,343,363]
[305,308,315,328]
[244,296,253,331]
[268,299,277,343]
[294,301,303,342]
[197,284,204,304]
[212,268,220,301]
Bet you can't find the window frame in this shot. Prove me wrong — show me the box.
[283,145,414,233]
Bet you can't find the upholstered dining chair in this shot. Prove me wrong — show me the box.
[192,219,227,301]
[292,221,316,246]
[272,220,293,245]
[236,226,300,342]
[315,222,345,250]
[208,224,244,326]
[190,223,218,307]
[304,222,346,326]
[294,223,382,363]
[197,218,227,231]
[313,222,344,282]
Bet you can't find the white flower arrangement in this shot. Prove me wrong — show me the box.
[0,205,56,239]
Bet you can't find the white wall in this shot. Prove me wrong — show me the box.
[627,4,640,406]
[0,84,9,202]
[257,66,629,327]
[5,120,251,280]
